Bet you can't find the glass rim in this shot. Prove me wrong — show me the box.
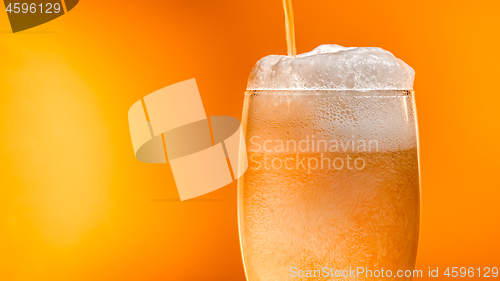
[245,89,414,96]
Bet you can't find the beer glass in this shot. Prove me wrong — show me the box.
[238,88,420,280]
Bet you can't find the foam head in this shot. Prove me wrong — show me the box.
[247,44,414,90]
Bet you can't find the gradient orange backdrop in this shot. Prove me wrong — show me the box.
[0,0,498,280]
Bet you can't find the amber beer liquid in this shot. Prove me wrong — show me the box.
[238,90,420,280]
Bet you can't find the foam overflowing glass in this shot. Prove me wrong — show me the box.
[238,45,420,281]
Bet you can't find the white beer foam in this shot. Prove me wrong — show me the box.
[247,45,414,90]
[245,93,418,152]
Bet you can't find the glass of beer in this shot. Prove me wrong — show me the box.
[238,45,420,280]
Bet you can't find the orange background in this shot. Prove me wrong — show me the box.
[0,0,498,280]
